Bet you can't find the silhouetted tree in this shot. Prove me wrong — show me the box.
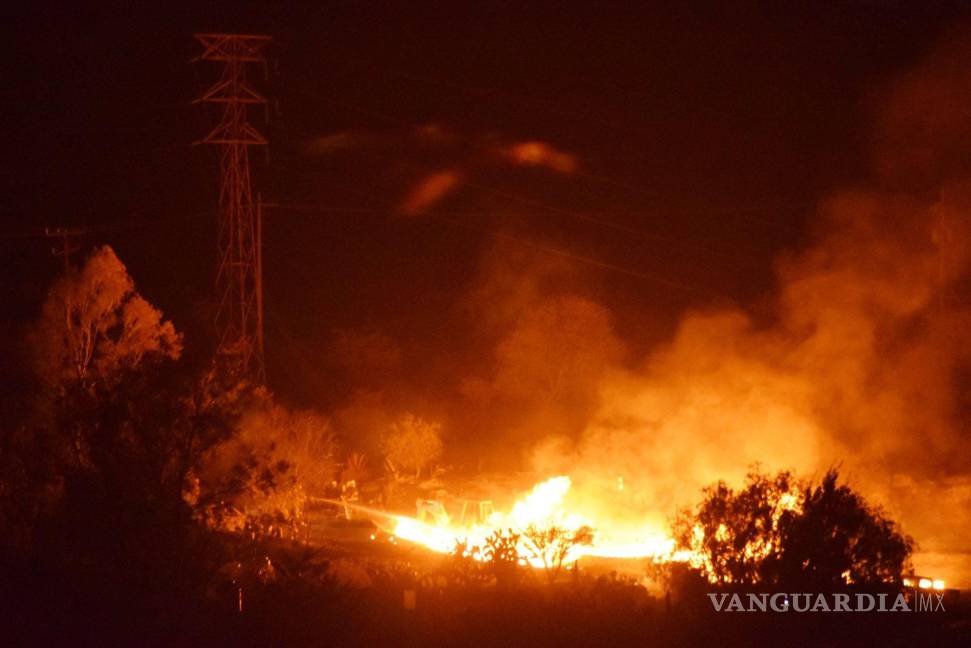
[482,528,522,588]
[672,468,800,585]
[770,469,914,586]
[673,467,912,587]
[522,523,593,583]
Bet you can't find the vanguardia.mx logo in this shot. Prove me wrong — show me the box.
[707,592,946,612]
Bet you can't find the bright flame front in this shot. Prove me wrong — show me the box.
[391,476,682,568]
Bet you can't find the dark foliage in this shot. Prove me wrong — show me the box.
[771,470,915,587]
[672,467,913,587]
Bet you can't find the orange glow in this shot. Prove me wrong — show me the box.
[400,170,462,214]
[906,577,946,590]
[506,141,578,173]
[390,475,684,568]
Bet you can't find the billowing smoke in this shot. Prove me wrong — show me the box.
[316,30,971,584]
[526,31,971,584]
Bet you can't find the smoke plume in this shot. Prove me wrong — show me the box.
[525,29,971,584]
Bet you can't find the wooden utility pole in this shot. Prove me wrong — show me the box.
[44,226,86,274]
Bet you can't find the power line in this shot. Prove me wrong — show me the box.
[297,91,801,260]
[452,174,770,269]
[263,202,727,301]
[429,213,715,298]
[300,55,810,230]
[0,210,217,241]
[288,136,774,278]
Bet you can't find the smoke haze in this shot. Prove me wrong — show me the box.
[309,25,971,585]
[525,31,971,584]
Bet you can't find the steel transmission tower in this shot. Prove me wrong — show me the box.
[194,33,270,380]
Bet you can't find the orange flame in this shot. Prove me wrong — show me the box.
[391,475,683,568]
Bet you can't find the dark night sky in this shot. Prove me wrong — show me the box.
[3,2,969,406]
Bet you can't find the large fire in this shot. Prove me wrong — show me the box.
[389,476,689,568]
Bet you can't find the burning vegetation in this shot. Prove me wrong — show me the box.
[0,241,926,599]
[4,10,971,647]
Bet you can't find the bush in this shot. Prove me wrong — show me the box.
[672,467,913,587]
[195,397,338,539]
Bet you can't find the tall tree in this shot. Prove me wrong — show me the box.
[0,245,245,600]
[31,245,181,391]
[673,467,913,587]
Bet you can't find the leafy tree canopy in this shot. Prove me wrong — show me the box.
[31,245,182,391]
[673,467,913,587]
